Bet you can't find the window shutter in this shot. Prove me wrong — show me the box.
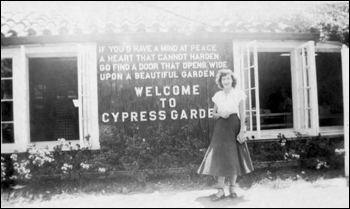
[239,41,261,138]
[292,41,319,136]
[78,45,94,148]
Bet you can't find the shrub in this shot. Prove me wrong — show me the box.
[248,132,345,170]
[1,123,207,188]
[118,123,206,182]
[2,126,344,190]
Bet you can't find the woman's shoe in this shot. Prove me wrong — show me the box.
[229,185,238,198]
[211,188,225,202]
[229,192,237,198]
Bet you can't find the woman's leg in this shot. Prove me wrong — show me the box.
[229,175,237,186]
[212,176,225,201]
[229,175,238,198]
[217,176,225,191]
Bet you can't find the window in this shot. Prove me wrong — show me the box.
[236,41,298,139]
[29,57,79,142]
[1,58,14,144]
[1,45,100,153]
[316,53,343,127]
[235,40,345,139]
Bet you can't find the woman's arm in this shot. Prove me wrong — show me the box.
[237,100,246,144]
[239,100,245,132]
[212,104,220,119]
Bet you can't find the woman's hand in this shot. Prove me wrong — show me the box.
[237,132,246,144]
[212,113,220,119]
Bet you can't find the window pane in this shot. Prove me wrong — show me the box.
[316,53,344,126]
[303,48,308,67]
[1,102,13,121]
[299,109,305,129]
[307,88,311,108]
[1,58,13,78]
[244,68,249,88]
[29,57,79,142]
[243,50,249,69]
[246,111,258,131]
[252,116,257,131]
[258,52,293,130]
[301,64,306,88]
[251,89,256,110]
[1,80,13,100]
[307,109,312,128]
[2,123,14,144]
[245,89,250,110]
[250,67,255,88]
[249,51,254,67]
[305,67,310,87]
[246,111,252,131]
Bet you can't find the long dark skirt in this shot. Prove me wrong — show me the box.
[197,114,254,177]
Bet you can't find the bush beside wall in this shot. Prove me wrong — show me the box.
[1,124,345,189]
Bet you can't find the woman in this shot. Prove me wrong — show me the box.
[197,69,254,201]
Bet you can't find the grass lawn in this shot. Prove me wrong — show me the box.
[1,165,347,208]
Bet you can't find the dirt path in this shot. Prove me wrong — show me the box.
[2,178,349,208]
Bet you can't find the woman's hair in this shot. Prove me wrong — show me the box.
[215,69,237,89]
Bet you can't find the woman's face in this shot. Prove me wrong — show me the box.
[221,74,233,89]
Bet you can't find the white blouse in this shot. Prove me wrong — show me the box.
[212,88,247,118]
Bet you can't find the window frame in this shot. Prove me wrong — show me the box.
[341,45,349,178]
[233,40,344,140]
[1,47,24,153]
[1,44,100,153]
[1,58,15,143]
[1,48,22,152]
[314,50,344,136]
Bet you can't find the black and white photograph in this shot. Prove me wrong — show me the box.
[1,1,349,208]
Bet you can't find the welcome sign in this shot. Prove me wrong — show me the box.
[97,42,233,127]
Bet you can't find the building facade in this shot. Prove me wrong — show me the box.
[1,5,348,154]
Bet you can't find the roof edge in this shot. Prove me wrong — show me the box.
[1,32,320,47]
